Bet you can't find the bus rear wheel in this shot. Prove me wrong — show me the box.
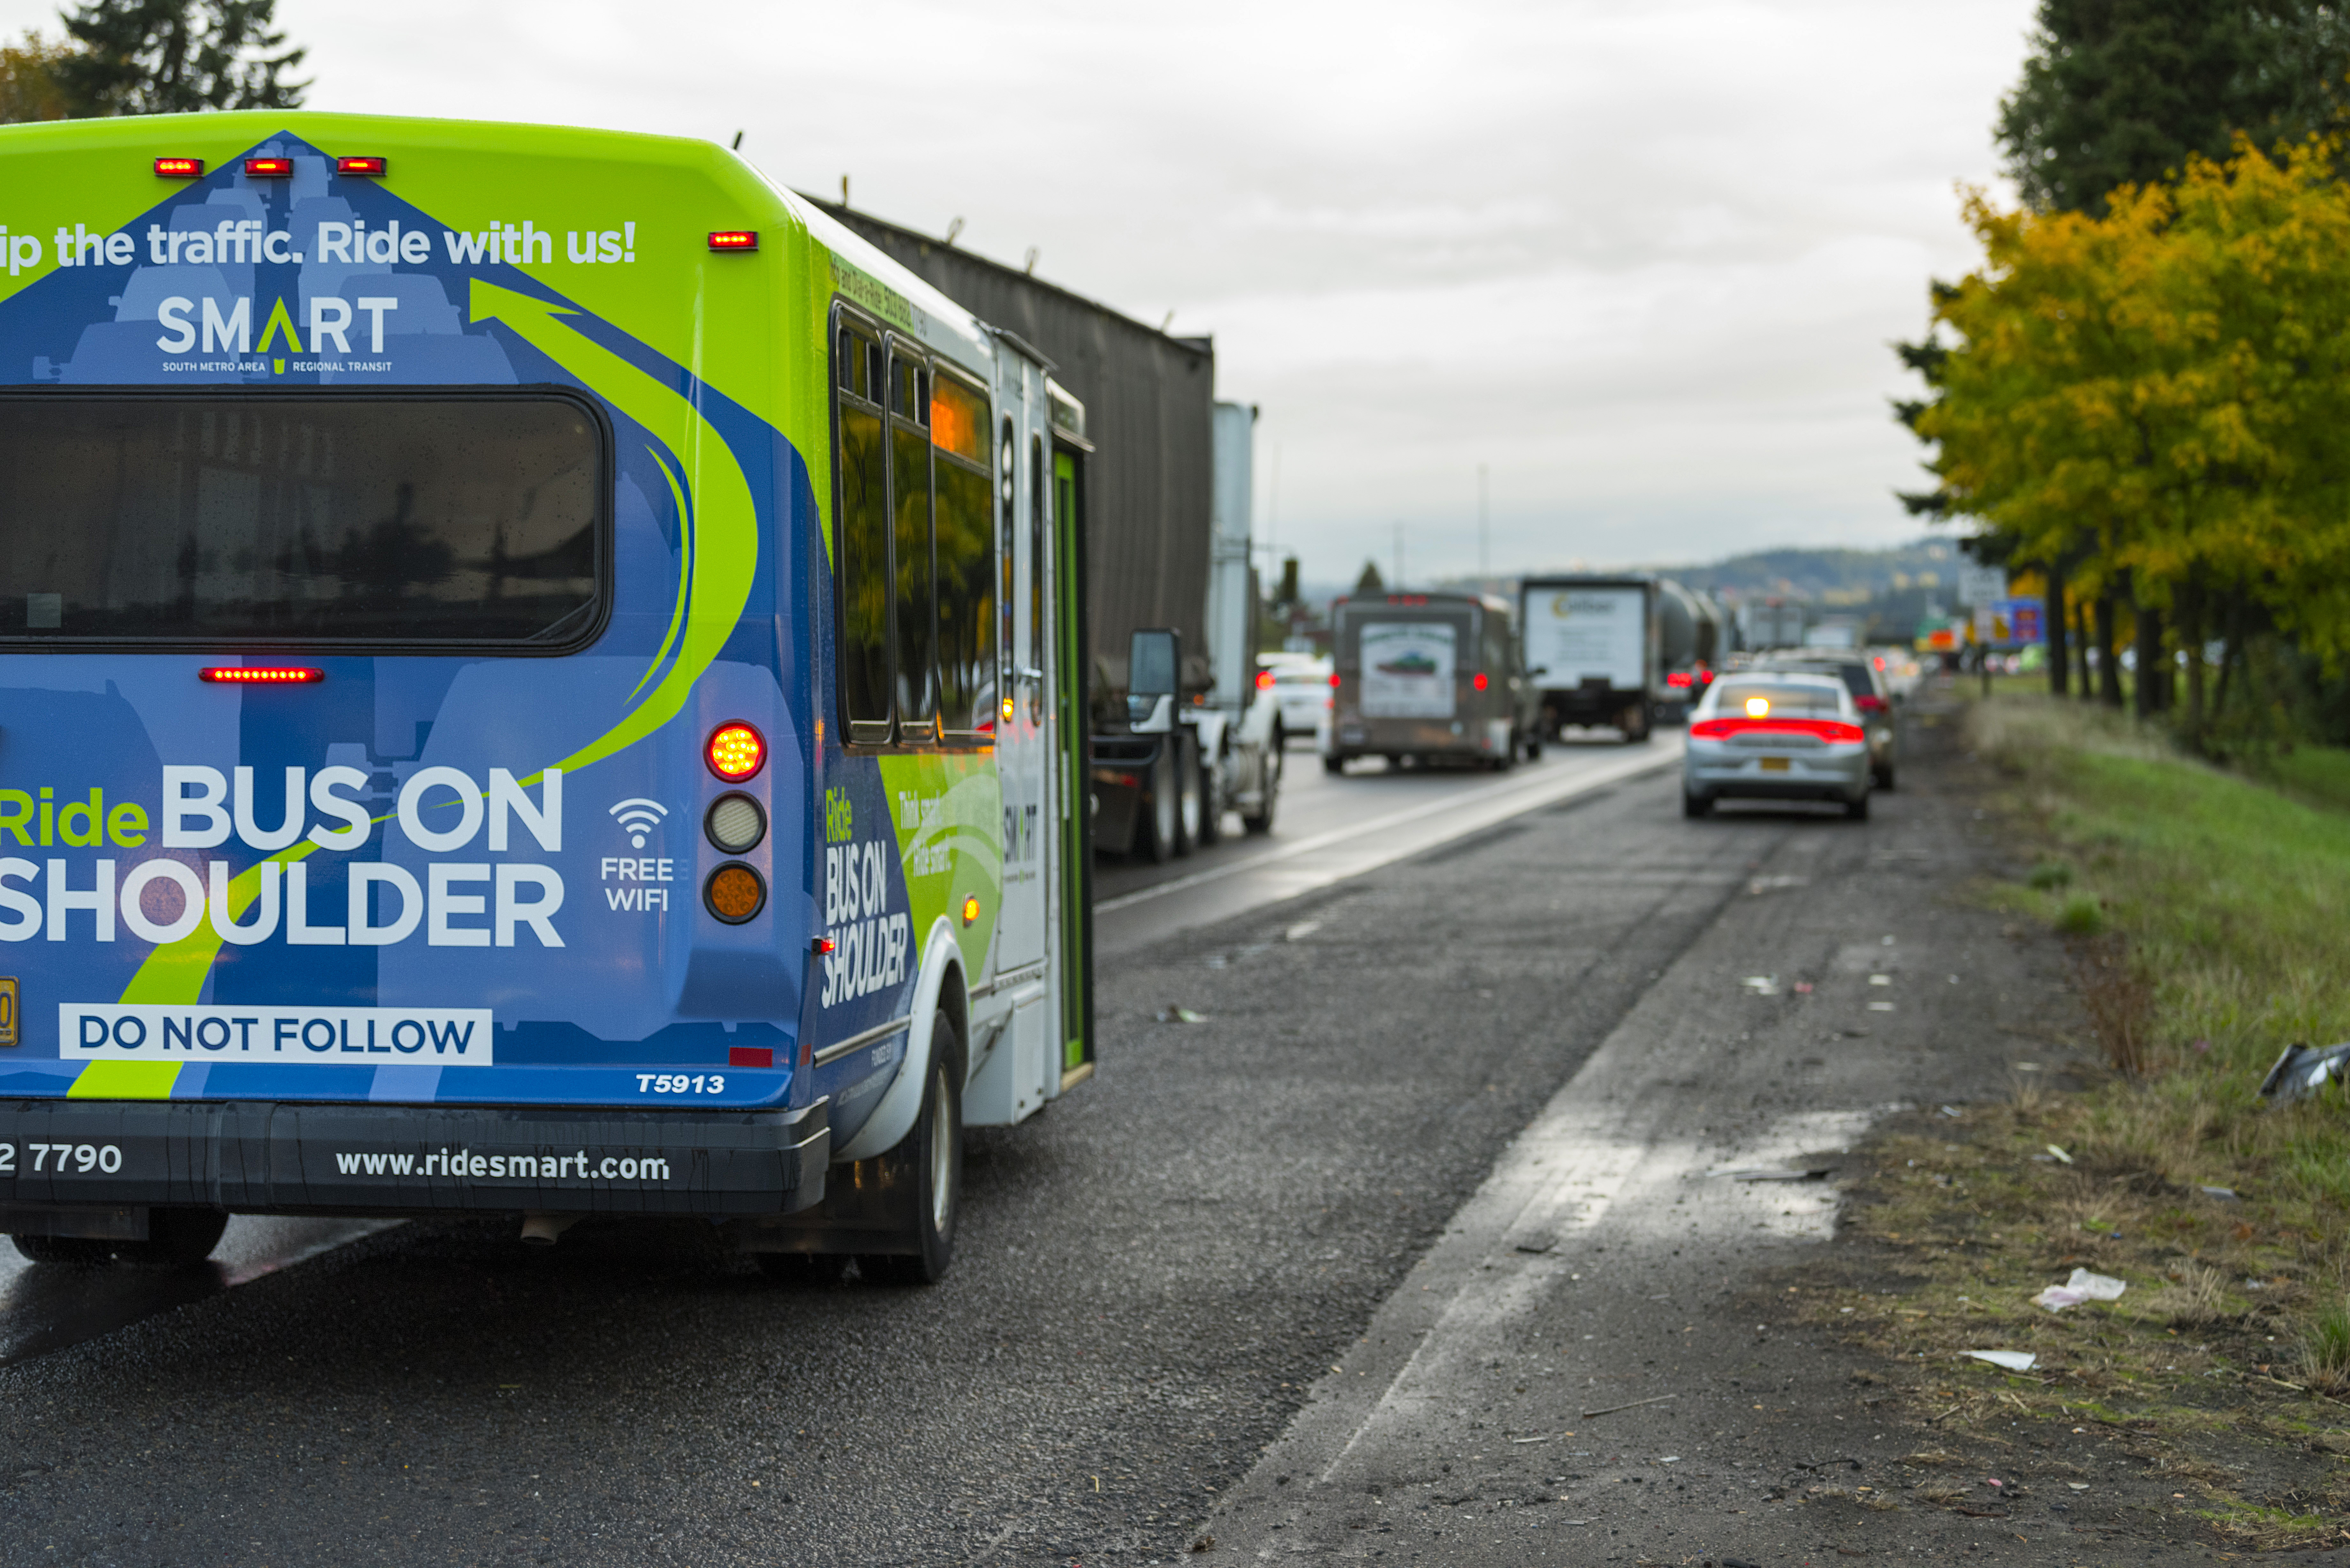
[116,1208,228,1270]
[11,1233,113,1267]
[861,1016,964,1286]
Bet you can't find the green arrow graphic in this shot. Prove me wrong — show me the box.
[470,279,760,775]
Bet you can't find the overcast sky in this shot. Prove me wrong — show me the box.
[5,0,2039,582]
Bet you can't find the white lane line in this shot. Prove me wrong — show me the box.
[1095,743,1680,914]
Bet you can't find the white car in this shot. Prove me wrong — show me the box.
[1259,657,1332,747]
[1683,672,1872,820]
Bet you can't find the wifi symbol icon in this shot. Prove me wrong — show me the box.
[609,798,670,848]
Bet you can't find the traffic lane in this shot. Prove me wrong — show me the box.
[1094,735,1681,956]
[1089,732,1664,906]
[0,766,1771,1567]
[1209,703,2085,1563]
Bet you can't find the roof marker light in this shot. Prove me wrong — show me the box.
[706,722,766,781]
[243,157,293,178]
[336,155,388,176]
[708,230,758,252]
[200,667,323,684]
[154,157,203,178]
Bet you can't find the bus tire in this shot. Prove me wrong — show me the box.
[115,1207,229,1269]
[862,1016,964,1286]
[11,1233,113,1267]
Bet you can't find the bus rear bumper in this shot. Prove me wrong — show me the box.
[0,1097,829,1228]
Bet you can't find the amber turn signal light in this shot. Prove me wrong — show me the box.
[704,863,766,924]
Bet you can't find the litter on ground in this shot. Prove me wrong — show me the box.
[1156,1006,1207,1024]
[1966,1351,2037,1371]
[2034,1268,2126,1312]
[1741,976,1780,996]
[2259,1042,2350,1103]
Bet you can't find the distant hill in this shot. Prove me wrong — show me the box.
[1642,539,1960,607]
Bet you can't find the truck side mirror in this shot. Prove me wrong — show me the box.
[1129,628,1179,733]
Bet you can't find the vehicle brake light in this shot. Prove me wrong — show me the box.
[1329,672,1340,688]
[243,157,293,178]
[1855,693,1885,712]
[154,157,203,178]
[1692,717,1867,743]
[1666,671,1693,689]
[708,230,758,251]
[1473,672,1488,692]
[1745,697,1770,718]
[336,156,387,175]
[199,667,322,684]
[707,722,766,781]
[1257,669,1275,690]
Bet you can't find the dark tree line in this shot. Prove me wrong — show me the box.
[0,0,303,122]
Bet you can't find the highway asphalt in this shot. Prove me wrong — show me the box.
[0,711,2123,1565]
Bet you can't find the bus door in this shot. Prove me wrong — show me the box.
[991,357,1052,976]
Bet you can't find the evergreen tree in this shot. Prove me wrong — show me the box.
[53,0,305,117]
[1352,560,1385,596]
[1996,0,2350,213]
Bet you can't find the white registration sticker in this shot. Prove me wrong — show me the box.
[62,1003,495,1064]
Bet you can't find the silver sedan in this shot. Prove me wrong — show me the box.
[1682,673,1872,820]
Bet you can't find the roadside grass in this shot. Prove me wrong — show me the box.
[1822,693,2350,1548]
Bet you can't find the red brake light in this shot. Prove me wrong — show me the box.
[154,157,203,178]
[1691,716,1866,743]
[1256,669,1275,690]
[1329,672,1340,688]
[1855,693,1885,712]
[707,230,758,252]
[199,667,322,684]
[243,157,292,178]
[707,722,766,781]
[336,155,387,176]
[1666,671,1693,689]
[1472,671,1488,692]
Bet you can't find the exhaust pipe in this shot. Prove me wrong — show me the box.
[519,1212,581,1248]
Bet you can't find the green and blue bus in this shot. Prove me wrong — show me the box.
[0,111,1095,1282]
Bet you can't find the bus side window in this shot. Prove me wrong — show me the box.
[890,348,937,738]
[1029,433,1045,720]
[835,321,891,743]
[930,373,993,741]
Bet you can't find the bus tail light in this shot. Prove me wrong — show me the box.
[154,157,203,178]
[707,722,765,781]
[336,156,388,175]
[200,667,322,684]
[1329,672,1340,688]
[704,863,766,924]
[1472,672,1488,692]
[707,230,758,252]
[243,157,293,177]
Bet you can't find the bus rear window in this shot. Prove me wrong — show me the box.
[0,392,606,649]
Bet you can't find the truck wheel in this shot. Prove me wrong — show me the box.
[861,1016,964,1286]
[1524,734,1543,762]
[1322,755,1345,776]
[11,1233,114,1267]
[1243,744,1281,834]
[115,1208,229,1270]
[1173,735,1202,857]
[1196,744,1224,848]
[1140,743,1179,863]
